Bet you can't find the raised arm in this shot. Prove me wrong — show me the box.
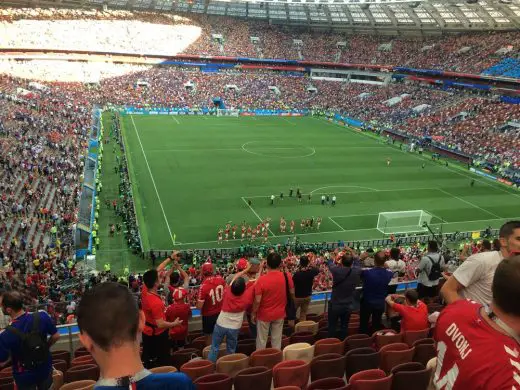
[174,261,190,288]
[385,294,400,308]
[230,263,252,285]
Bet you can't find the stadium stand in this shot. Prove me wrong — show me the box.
[0,8,520,72]
[0,0,517,369]
[482,57,520,78]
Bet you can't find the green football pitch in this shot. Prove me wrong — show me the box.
[97,114,520,271]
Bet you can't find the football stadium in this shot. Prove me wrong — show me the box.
[1,1,520,388]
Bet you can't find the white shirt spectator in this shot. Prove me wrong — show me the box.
[385,259,406,275]
[66,300,76,314]
[452,250,502,306]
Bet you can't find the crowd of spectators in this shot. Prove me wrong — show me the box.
[0,65,518,321]
[0,73,90,325]
[399,97,520,169]
[1,7,520,74]
[0,8,518,331]
[106,112,141,253]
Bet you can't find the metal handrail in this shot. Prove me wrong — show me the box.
[54,279,419,338]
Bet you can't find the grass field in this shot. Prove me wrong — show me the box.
[97,114,520,270]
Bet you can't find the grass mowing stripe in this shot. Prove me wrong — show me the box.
[437,188,502,219]
[129,115,175,246]
[116,116,519,250]
[320,118,520,200]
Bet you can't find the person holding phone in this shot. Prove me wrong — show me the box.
[141,258,183,368]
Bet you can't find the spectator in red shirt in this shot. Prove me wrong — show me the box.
[141,267,182,368]
[165,256,190,304]
[385,289,429,333]
[433,255,520,389]
[196,262,226,345]
[165,285,192,352]
[252,252,295,350]
[226,257,262,338]
[208,264,255,362]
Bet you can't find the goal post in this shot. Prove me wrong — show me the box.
[376,210,433,235]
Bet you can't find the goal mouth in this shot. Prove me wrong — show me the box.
[376,210,434,235]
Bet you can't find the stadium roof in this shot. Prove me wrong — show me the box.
[3,0,520,33]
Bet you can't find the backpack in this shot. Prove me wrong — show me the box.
[7,313,49,370]
[427,255,442,281]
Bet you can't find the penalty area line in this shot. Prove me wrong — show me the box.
[328,217,346,231]
[436,188,501,219]
[241,197,277,237]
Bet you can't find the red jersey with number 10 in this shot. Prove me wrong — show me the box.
[198,275,226,317]
[434,299,520,390]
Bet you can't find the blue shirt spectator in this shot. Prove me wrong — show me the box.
[0,291,59,390]
[359,251,393,335]
[326,253,361,340]
[361,267,393,309]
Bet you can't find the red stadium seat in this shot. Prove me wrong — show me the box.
[272,360,310,389]
[379,343,415,374]
[348,369,392,390]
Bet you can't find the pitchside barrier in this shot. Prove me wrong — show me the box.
[49,279,420,353]
[147,228,498,260]
[75,107,102,258]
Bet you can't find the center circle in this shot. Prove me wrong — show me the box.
[241,141,315,158]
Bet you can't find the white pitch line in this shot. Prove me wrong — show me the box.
[171,116,180,125]
[241,197,276,237]
[149,148,242,152]
[424,209,449,224]
[310,185,379,194]
[241,141,316,159]
[281,117,297,126]
[129,115,175,246]
[244,187,440,199]
[328,217,346,231]
[437,188,502,219]
[148,146,387,153]
[330,213,380,218]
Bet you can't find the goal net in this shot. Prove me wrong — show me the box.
[377,210,433,235]
[216,108,239,117]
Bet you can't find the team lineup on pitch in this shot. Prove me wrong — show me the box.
[96,114,520,266]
